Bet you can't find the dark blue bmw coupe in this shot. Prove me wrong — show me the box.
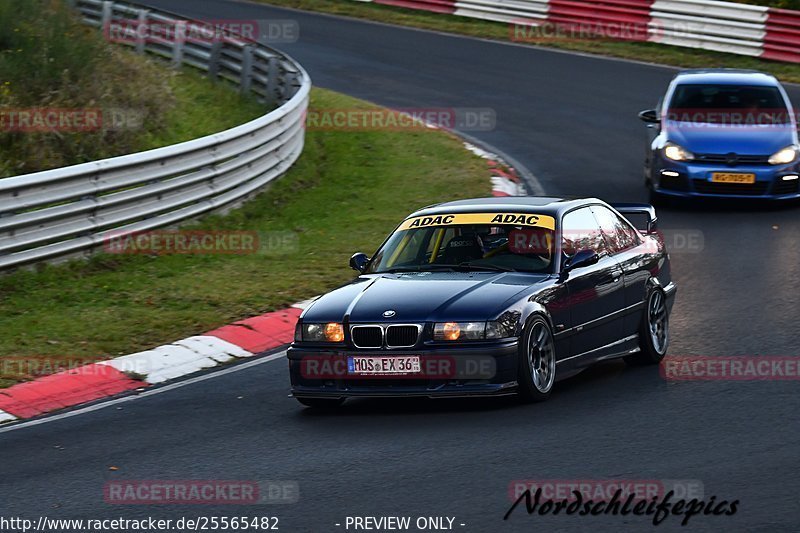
[288,197,676,407]
[639,69,799,201]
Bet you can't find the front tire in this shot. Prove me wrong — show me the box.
[518,316,557,402]
[626,288,669,365]
[296,397,345,409]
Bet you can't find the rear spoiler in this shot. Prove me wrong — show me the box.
[611,203,658,234]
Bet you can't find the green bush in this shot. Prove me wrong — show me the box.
[0,0,176,176]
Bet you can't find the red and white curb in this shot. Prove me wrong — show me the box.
[0,299,318,423]
[463,141,527,197]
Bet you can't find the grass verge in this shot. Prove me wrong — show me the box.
[253,0,800,83]
[0,88,488,387]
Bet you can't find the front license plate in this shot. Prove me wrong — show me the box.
[711,172,756,184]
[347,356,421,375]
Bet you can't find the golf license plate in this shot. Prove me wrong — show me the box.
[347,356,421,375]
[711,172,756,184]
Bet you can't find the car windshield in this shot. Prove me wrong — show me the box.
[366,212,556,274]
[666,84,790,125]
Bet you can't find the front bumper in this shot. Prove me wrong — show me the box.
[651,158,800,199]
[288,340,520,399]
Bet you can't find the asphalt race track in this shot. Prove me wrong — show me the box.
[2,1,800,531]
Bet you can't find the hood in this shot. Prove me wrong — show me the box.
[664,120,797,155]
[302,271,550,324]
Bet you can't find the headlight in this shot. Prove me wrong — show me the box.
[663,142,694,162]
[486,320,515,339]
[768,146,798,165]
[300,322,344,342]
[434,322,484,341]
[433,321,515,341]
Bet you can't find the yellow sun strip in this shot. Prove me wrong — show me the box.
[397,213,556,231]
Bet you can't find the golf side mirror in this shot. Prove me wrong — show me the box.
[638,109,660,124]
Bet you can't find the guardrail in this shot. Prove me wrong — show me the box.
[453,0,548,23]
[355,0,800,63]
[650,0,768,57]
[0,0,310,271]
[765,8,800,62]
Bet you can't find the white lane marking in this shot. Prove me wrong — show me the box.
[0,351,287,435]
[0,410,17,424]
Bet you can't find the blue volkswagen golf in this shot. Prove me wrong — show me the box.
[639,69,800,202]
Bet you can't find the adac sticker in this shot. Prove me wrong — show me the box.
[398,212,555,231]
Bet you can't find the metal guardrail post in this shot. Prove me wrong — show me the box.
[135,8,149,55]
[240,44,255,94]
[266,56,280,105]
[208,41,222,79]
[101,0,113,30]
[172,21,187,68]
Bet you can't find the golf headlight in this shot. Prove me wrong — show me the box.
[300,322,344,342]
[663,142,694,162]
[768,146,798,165]
[433,321,515,341]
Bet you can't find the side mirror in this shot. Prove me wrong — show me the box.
[563,249,599,274]
[349,252,369,273]
[638,109,660,124]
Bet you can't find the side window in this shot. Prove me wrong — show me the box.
[561,207,606,257]
[591,206,641,254]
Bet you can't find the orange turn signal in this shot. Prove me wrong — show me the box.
[325,322,345,342]
[441,322,461,341]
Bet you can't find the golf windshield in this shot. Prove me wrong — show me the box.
[367,213,556,274]
[666,84,790,124]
